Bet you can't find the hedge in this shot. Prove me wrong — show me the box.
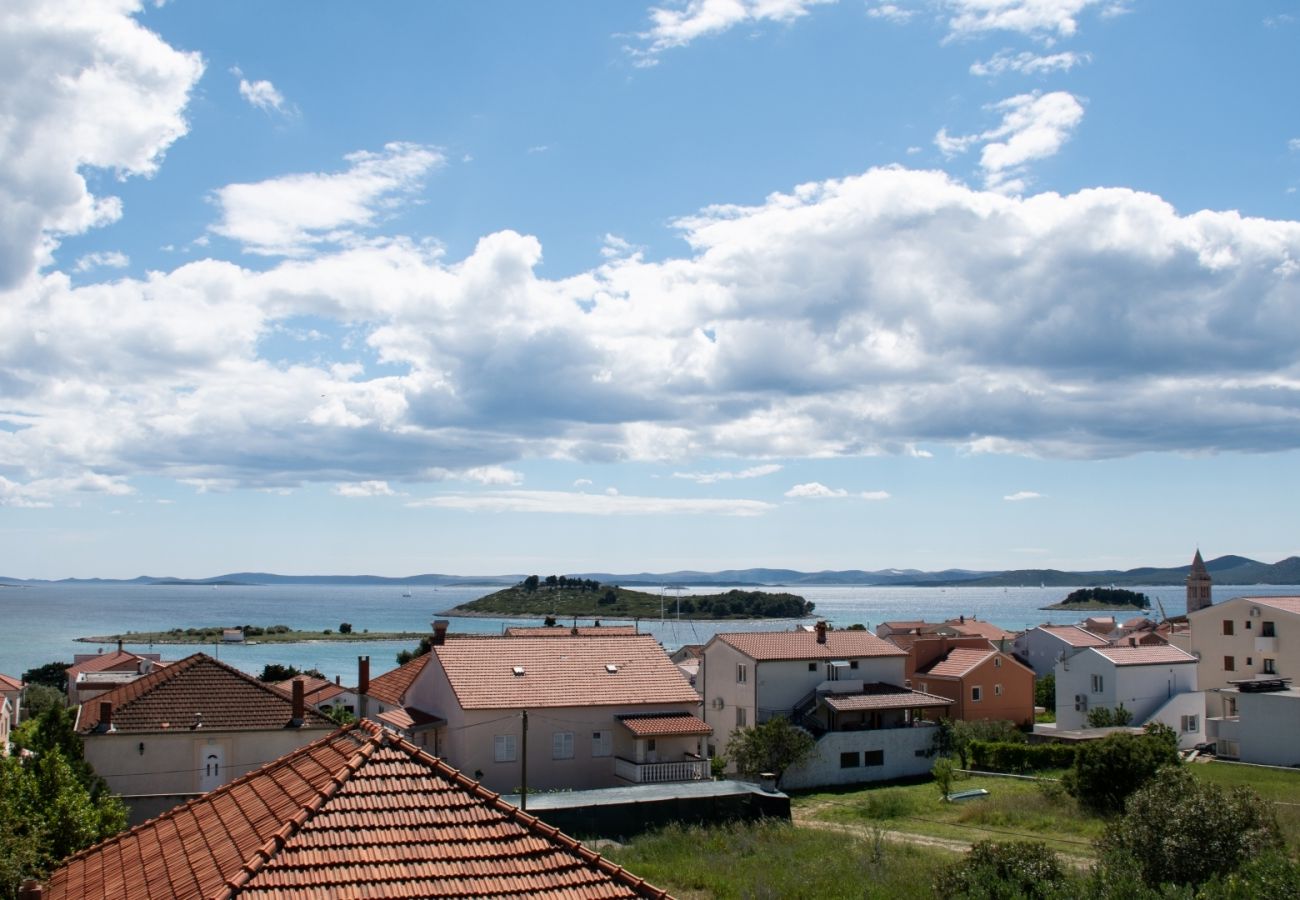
[968,740,1078,773]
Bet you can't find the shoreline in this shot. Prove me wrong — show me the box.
[76,632,426,646]
[437,608,814,623]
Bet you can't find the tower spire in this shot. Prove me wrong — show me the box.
[1186,548,1212,613]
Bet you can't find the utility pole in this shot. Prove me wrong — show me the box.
[520,709,528,811]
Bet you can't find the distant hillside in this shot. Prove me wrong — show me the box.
[448,580,814,619]
[924,556,1300,588]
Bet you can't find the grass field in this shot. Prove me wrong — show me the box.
[1192,761,1300,851]
[792,771,1102,858]
[602,820,950,900]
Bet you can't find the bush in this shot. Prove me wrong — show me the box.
[933,840,1071,899]
[727,717,815,785]
[1085,704,1133,728]
[22,683,65,720]
[932,757,957,799]
[968,740,1077,773]
[1062,726,1179,815]
[1035,674,1055,712]
[1097,767,1282,889]
[942,719,1027,768]
[338,622,352,634]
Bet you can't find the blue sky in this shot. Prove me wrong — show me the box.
[3,0,1300,579]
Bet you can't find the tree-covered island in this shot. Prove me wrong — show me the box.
[445,575,814,619]
[1040,587,1152,611]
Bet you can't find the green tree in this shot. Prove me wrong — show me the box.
[324,706,357,726]
[20,662,69,692]
[1085,703,1133,728]
[943,718,1026,769]
[933,840,1071,900]
[932,756,957,800]
[1097,766,1282,889]
[338,622,353,634]
[396,634,435,665]
[726,717,815,786]
[1062,726,1179,816]
[259,663,301,682]
[522,575,540,592]
[1034,674,1055,712]
[21,684,64,720]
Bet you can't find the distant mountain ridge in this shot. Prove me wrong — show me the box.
[4,555,1300,587]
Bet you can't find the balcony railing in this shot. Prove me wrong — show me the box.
[614,755,710,784]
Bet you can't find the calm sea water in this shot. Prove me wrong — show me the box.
[3,581,1298,685]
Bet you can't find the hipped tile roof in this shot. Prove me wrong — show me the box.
[77,653,334,734]
[617,713,712,737]
[1241,596,1300,615]
[375,706,444,732]
[366,653,431,706]
[504,625,639,637]
[0,673,22,692]
[1036,625,1111,648]
[1091,645,1198,666]
[44,721,671,899]
[436,635,700,710]
[917,648,999,679]
[714,630,905,662]
[271,675,347,706]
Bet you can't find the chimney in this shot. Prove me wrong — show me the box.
[98,701,113,732]
[959,614,965,625]
[117,639,123,653]
[290,679,305,727]
[432,619,449,646]
[335,675,341,685]
[1129,637,1137,647]
[358,656,370,694]
[815,621,827,644]
[18,879,43,899]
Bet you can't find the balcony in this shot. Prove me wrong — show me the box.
[1206,716,1240,742]
[614,755,710,784]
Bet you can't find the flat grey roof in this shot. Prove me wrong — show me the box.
[501,778,784,810]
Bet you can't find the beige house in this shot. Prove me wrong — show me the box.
[0,673,21,754]
[364,632,708,793]
[76,653,335,822]
[65,646,166,707]
[1189,595,1300,718]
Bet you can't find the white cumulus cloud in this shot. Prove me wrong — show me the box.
[409,489,774,516]
[943,0,1109,41]
[334,480,395,497]
[632,0,835,65]
[970,49,1090,77]
[937,91,1085,192]
[74,251,130,272]
[674,463,782,483]
[232,67,290,114]
[1004,490,1043,500]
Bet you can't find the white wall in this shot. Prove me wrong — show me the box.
[1055,651,1197,732]
[1143,691,1207,750]
[1237,689,1300,766]
[780,725,940,790]
[1015,630,1075,678]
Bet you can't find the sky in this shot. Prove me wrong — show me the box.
[2,0,1300,579]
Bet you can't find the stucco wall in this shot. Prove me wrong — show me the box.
[1189,597,1299,716]
[1056,651,1197,732]
[700,640,758,758]
[1237,689,1300,766]
[1144,691,1206,750]
[83,726,333,796]
[780,725,940,790]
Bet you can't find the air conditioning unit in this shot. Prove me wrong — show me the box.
[1074,694,1087,712]
[712,697,725,710]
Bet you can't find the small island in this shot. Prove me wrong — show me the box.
[77,623,426,645]
[1040,587,1152,611]
[445,575,814,619]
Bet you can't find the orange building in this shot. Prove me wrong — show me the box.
[913,644,1036,728]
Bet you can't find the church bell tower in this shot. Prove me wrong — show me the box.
[1185,549,1212,614]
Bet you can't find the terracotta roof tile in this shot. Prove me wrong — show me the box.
[271,675,348,706]
[715,630,905,662]
[1240,596,1300,615]
[617,713,712,737]
[376,706,445,731]
[945,619,1015,641]
[916,648,998,679]
[1037,625,1111,648]
[436,635,700,710]
[366,654,430,706]
[822,683,953,712]
[44,721,671,899]
[504,625,640,637]
[0,673,21,691]
[67,649,162,680]
[1091,646,1198,666]
[76,653,334,734]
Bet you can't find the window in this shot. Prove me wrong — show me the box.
[1091,674,1104,693]
[863,750,884,766]
[1263,621,1277,638]
[808,662,817,672]
[736,706,747,727]
[849,660,859,670]
[591,730,611,758]
[1264,659,1277,675]
[840,751,861,768]
[1224,656,1236,672]
[552,731,574,760]
[1246,657,1253,666]
[919,682,928,693]
[1222,620,1234,636]
[1181,715,1199,733]
[494,735,516,763]
[736,664,748,684]
[994,684,1003,696]
[971,686,982,702]
[994,657,1002,668]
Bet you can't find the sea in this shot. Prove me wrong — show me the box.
[4,581,1299,685]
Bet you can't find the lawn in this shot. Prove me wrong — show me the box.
[792,772,1102,858]
[1191,761,1300,851]
[602,820,950,900]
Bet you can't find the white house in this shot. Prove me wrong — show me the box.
[1054,644,1203,748]
[701,623,952,788]
[363,632,709,793]
[1013,625,1111,677]
[1208,679,1300,764]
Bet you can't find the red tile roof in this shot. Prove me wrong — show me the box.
[44,721,671,899]
[945,619,1015,641]
[1091,646,1198,666]
[366,653,431,706]
[0,673,22,692]
[271,675,347,706]
[504,625,640,637]
[714,630,905,661]
[917,648,998,679]
[822,684,953,712]
[67,649,160,680]
[76,653,334,734]
[375,706,444,732]
[436,635,700,710]
[617,713,712,737]
[1038,625,1111,648]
